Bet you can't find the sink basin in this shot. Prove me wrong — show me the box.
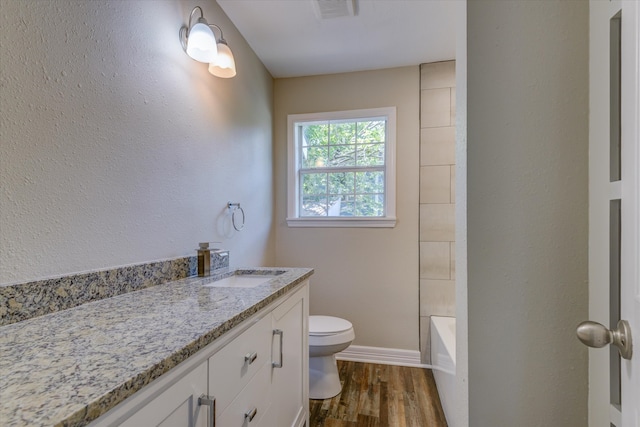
[203,274,281,289]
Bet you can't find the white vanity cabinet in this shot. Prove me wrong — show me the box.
[208,283,308,427]
[90,281,309,427]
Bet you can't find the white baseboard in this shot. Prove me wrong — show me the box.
[336,345,432,369]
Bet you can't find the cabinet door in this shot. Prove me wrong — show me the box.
[269,284,309,427]
[120,362,208,427]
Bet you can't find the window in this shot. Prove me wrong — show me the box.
[287,107,396,227]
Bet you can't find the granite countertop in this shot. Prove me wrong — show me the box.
[0,267,313,427]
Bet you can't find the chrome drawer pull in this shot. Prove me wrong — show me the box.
[245,407,258,422]
[272,329,283,368]
[198,394,216,427]
[244,351,258,364]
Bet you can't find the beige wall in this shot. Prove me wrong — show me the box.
[274,67,420,351]
[0,0,275,285]
[419,61,456,364]
[467,1,588,425]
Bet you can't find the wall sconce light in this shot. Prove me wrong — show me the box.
[207,25,237,78]
[180,6,236,78]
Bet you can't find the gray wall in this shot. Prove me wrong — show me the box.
[0,0,275,285]
[467,1,589,425]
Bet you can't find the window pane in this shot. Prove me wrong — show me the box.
[301,196,327,216]
[338,201,355,216]
[328,172,355,194]
[356,171,385,194]
[356,120,385,144]
[356,143,385,166]
[327,195,355,217]
[610,14,621,182]
[302,173,327,195]
[302,123,328,146]
[301,146,328,168]
[328,194,356,217]
[355,194,384,217]
[329,122,355,145]
[327,196,344,216]
[328,145,356,167]
[610,199,621,405]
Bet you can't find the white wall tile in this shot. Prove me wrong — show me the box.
[420,127,455,166]
[421,61,456,90]
[420,241,451,279]
[420,279,456,317]
[421,88,451,128]
[419,61,456,365]
[420,204,455,241]
[420,166,451,203]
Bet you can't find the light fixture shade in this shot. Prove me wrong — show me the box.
[208,42,236,78]
[186,21,217,63]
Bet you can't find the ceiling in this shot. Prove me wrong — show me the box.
[217,0,457,78]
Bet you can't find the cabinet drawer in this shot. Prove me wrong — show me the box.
[208,314,271,414]
[216,361,271,427]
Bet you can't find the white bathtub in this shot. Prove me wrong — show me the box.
[431,316,456,427]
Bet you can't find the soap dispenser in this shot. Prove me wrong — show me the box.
[197,242,211,277]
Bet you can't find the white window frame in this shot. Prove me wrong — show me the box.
[286,107,396,228]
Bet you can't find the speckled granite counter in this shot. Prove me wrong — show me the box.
[0,267,313,427]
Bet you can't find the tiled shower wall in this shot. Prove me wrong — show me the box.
[419,61,456,364]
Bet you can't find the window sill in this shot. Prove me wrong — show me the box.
[286,217,397,228]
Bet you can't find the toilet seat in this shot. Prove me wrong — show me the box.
[309,316,355,347]
[309,315,353,336]
[309,328,355,347]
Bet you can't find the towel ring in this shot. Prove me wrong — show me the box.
[227,202,245,231]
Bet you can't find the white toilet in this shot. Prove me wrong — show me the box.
[308,315,355,399]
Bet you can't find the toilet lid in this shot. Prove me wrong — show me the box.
[309,315,353,336]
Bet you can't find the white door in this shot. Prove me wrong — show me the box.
[585,1,639,426]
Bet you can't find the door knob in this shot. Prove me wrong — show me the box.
[576,319,633,360]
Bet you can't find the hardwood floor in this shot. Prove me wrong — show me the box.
[309,360,447,427]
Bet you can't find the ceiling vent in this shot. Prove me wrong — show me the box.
[312,0,358,19]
